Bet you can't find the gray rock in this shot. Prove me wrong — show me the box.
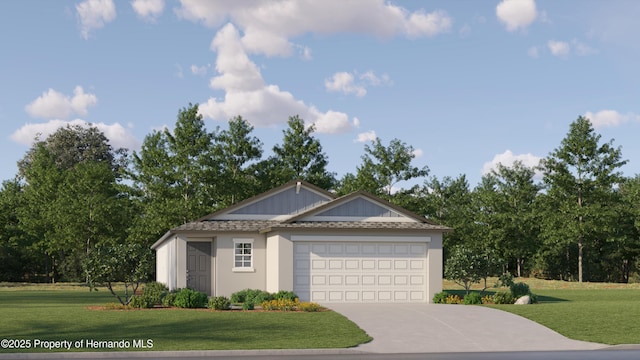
[515,295,531,305]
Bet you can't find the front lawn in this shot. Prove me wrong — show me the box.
[0,284,371,352]
[445,278,640,345]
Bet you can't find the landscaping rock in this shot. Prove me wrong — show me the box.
[515,295,531,305]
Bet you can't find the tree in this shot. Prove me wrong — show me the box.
[538,116,627,282]
[0,180,42,281]
[84,242,153,305]
[17,125,127,281]
[475,161,541,277]
[215,116,263,206]
[129,104,219,244]
[420,175,476,250]
[268,115,335,189]
[445,245,502,294]
[357,137,428,197]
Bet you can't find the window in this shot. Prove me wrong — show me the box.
[233,239,254,272]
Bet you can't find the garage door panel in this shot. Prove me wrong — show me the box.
[294,241,427,303]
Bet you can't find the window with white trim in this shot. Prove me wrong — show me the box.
[233,238,254,272]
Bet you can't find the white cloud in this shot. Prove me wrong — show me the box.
[354,130,377,143]
[584,110,639,128]
[131,0,164,21]
[496,0,537,32]
[76,0,116,39]
[325,70,391,97]
[548,40,570,57]
[412,148,424,158]
[325,72,366,97]
[25,86,97,120]
[190,64,209,76]
[198,23,356,134]
[10,119,140,151]
[482,150,542,175]
[175,1,451,57]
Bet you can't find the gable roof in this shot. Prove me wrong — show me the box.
[284,190,438,224]
[152,181,451,249]
[195,179,335,221]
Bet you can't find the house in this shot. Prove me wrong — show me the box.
[151,180,450,303]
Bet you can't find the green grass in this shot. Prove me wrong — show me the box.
[0,286,371,353]
[444,278,640,345]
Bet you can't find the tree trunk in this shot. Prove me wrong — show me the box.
[578,235,583,283]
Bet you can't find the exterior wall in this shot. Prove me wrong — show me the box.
[426,232,443,303]
[265,233,294,293]
[214,233,266,297]
[154,237,175,290]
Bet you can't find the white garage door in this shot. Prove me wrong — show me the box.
[293,242,428,303]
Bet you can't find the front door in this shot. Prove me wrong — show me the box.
[187,241,211,295]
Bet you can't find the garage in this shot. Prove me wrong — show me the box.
[293,240,429,303]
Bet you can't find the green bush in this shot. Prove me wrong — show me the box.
[242,301,254,310]
[495,273,515,288]
[463,292,482,305]
[142,281,168,306]
[493,291,515,304]
[129,295,153,308]
[231,289,273,306]
[510,282,531,298]
[173,288,208,308]
[432,291,449,304]
[208,296,231,310]
[162,292,177,307]
[274,290,298,301]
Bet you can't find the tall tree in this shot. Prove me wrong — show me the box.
[269,115,335,189]
[538,116,627,282]
[339,137,428,198]
[215,116,263,206]
[129,104,219,244]
[17,125,129,281]
[475,161,541,277]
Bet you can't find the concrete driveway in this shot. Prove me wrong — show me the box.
[329,303,606,353]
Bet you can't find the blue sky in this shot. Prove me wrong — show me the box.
[2,0,639,189]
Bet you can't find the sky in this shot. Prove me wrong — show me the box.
[2,0,640,190]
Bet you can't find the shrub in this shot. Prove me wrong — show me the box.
[260,298,299,311]
[162,292,177,307]
[495,273,515,288]
[242,302,254,310]
[481,295,494,304]
[493,291,515,304]
[298,301,323,312]
[274,290,298,301]
[129,295,153,308]
[445,294,462,304]
[208,296,231,310]
[432,291,449,304]
[231,289,273,306]
[463,292,482,305]
[510,282,531,298]
[142,281,168,306]
[173,288,208,308]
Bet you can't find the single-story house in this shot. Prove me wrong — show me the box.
[151,180,450,303]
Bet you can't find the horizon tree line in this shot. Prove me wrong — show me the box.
[0,104,638,284]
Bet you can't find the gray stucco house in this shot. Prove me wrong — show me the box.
[151,180,450,303]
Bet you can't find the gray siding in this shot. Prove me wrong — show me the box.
[231,187,330,215]
[317,198,402,217]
